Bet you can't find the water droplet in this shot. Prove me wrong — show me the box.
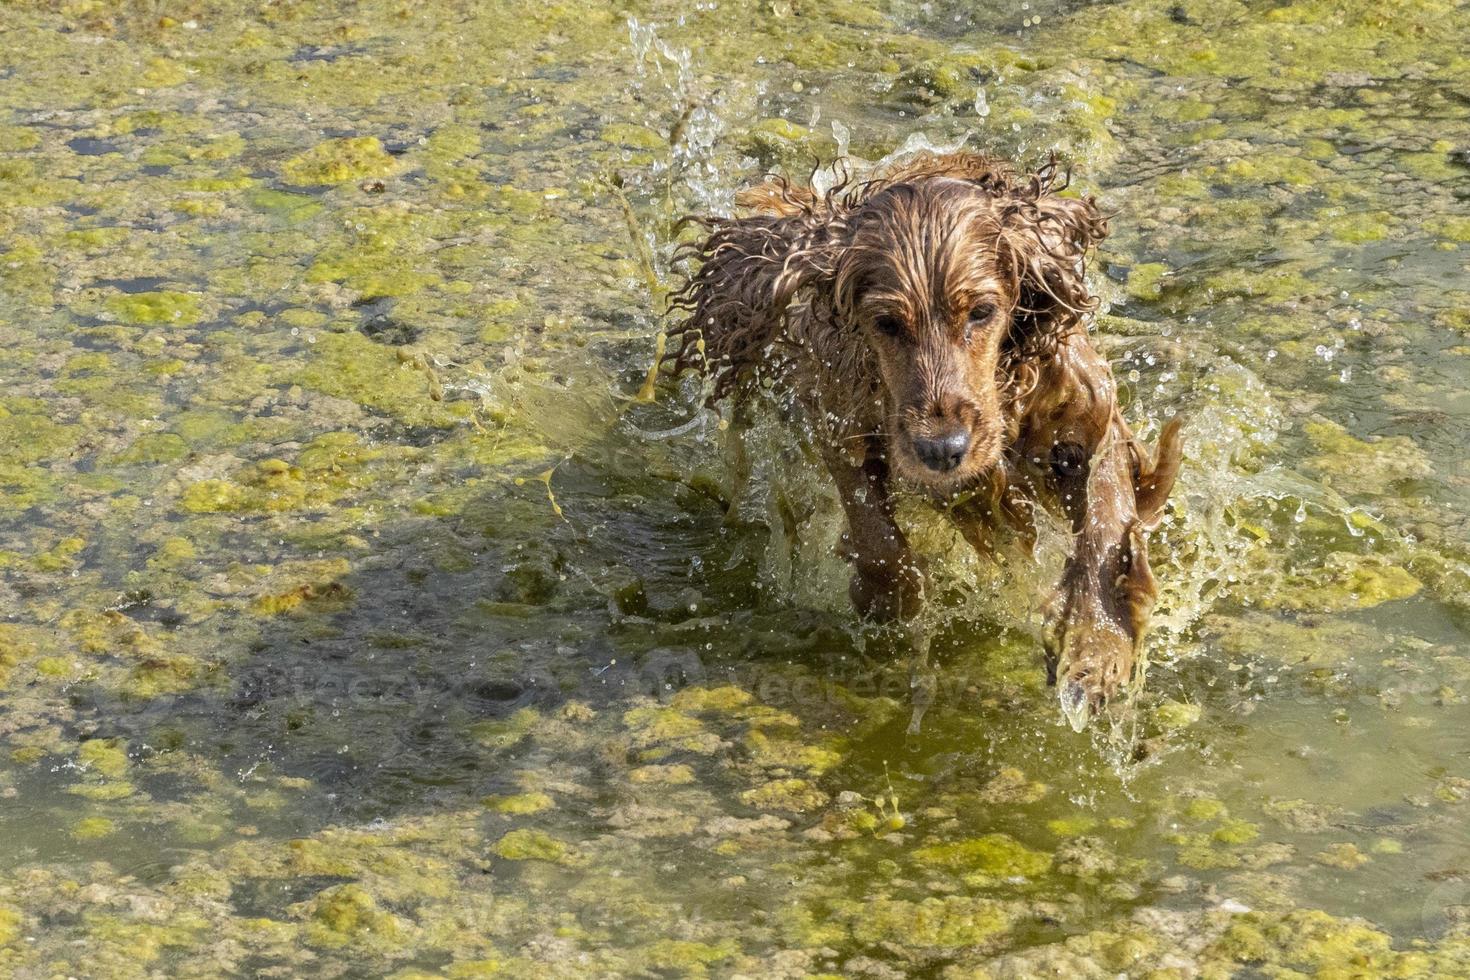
[1060,681,1090,732]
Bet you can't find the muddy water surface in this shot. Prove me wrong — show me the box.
[2,0,1470,976]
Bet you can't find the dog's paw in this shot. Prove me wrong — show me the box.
[1052,628,1136,729]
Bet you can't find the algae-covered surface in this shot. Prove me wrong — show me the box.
[2,0,1470,976]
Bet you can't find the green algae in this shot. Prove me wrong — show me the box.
[600,123,667,151]
[179,437,390,516]
[1046,814,1099,837]
[77,738,129,778]
[104,290,202,326]
[622,703,724,755]
[303,884,408,951]
[912,833,1053,878]
[1123,262,1171,302]
[898,51,1010,104]
[1206,611,1385,667]
[291,331,466,428]
[1212,818,1262,845]
[78,914,207,969]
[847,895,1015,949]
[641,938,738,972]
[482,791,554,815]
[470,708,541,749]
[251,579,353,616]
[744,729,842,773]
[739,778,828,812]
[249,187,323,221]
[67,781,137,801]
[71,816,118,840]
[0,403,81,466]
[282,137,398,187]
[979,767,1049,804]
[1264,552,1422,612]
[1152,700,1203,730]
[1203,908,1446,977]
[491,829,576,864]
[1301,418,1435,495]
[113,431,191,465]
[669,685,755,714]
[1315,842,1371,870]
[629,763,695,785]
[737,118,839,171]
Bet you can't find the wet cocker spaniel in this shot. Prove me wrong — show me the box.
[664,151,1182,720]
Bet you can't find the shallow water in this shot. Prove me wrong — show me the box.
[1,0,1469,975]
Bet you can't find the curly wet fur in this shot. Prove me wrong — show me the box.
[663,151,1182,712]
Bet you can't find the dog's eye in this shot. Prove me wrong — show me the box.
[968,302,997,325]
[964,303,997,344]
[873,315,904,338]
[1050,441,1088,478]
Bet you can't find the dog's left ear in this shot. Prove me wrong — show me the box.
[1000,162,1109,347]
[1131,415,1184,530]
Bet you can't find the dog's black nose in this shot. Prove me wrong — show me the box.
[913,429,971,472]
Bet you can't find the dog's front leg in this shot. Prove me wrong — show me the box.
[826,449,923,622]
[826,448,936,733]
[1046,425,1170,726]
[829,449,929,731]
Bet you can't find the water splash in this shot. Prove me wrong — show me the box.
[626,16,735,219]
[874,129,976,172]
[1060,678,1091,733]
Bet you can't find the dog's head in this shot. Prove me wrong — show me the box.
[824,159,1108,491]
[671,152,1108,490]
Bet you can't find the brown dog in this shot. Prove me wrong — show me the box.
[664,151,1182,720]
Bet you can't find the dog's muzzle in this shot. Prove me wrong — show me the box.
[911,428,971,472]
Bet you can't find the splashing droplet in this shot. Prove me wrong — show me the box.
[1060,680,1091,732]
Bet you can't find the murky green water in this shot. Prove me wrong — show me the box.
[2,0,1469,975]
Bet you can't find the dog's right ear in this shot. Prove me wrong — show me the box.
[666,180,846,403]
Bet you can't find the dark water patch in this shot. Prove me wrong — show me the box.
[584,306,648,333]
[96,275,171,293]
[66,136,120,155]
[260,173,334,195]
[288,44,370,64]
[359,315,422,345]
[354,297,423,345]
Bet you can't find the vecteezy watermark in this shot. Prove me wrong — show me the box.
[210,640,1470,722]
[591,646,976,711]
